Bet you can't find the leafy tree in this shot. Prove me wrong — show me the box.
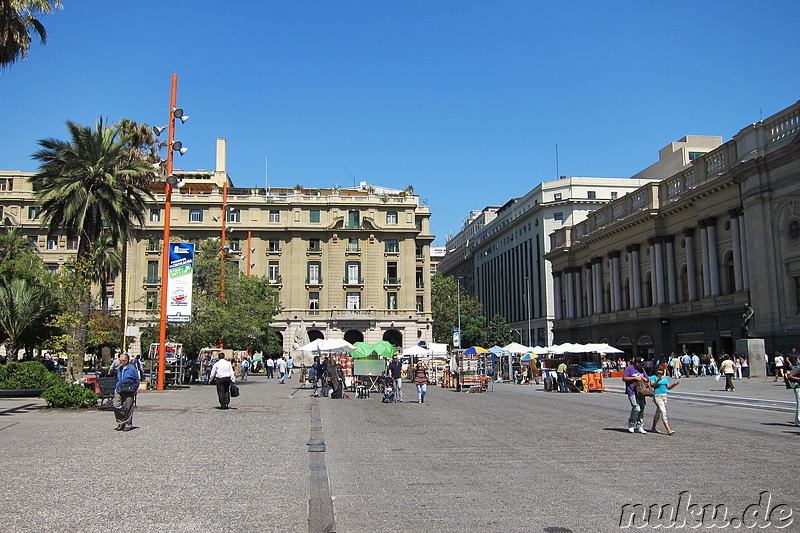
[430,272,485,348]
[0,277,58,358]
[31,118,154,379]
[87,311,122,354]
[0,225,46,283]
[89,231,122,313]
[0,0,62,69]
[487,313,513,348]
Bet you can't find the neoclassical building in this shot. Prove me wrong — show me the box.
[0,139,434,355]
[546,100,800,359]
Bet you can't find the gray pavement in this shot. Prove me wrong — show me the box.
[1,373,798,533]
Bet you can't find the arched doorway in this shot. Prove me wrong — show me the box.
[382,329,402,348]
[344,330,364,345]
[308,330,324,341]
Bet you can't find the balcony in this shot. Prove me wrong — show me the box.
[384,277,401,285]
[416,280,424,289]
[346,245,361,253]
[343,276,364,286]
[306,276,323,285]
[268,275,283,285]
[143,276,160,285]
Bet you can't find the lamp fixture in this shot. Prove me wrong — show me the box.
[250,248,256,253]
[165,175,178,185]
[227,206,236,212]
[222,246,231,254]
[172,108,189,123]
[176,179,186,189]
[225,227,234,234]
[171,140,188,155]
[153,126,166,136]
[212,216,220,222]
[250,263,256,269]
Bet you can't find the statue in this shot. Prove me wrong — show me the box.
[742,303,754,338]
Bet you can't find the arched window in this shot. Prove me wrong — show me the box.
[344,330,364,345]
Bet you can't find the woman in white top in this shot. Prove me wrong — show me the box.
[209,353,236,409]
[720,356,736,392]
[774,353,785,382]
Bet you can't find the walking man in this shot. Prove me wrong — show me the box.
[266,357,275,378]
[388,354,404,402]
[286,355,294,379]
[623,358,649,434]
[209,353,235,409]
[277,355,288,384]
[113,354,140,431]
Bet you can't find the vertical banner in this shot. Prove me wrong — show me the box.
[166,243,194,323]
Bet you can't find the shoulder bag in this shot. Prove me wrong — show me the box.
[230,383,240,397]
[635,379,654,397]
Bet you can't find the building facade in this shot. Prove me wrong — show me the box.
[0,139,434,355]
[546,100,800,359]
[438,177,657,347]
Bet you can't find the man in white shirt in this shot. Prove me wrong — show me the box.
[277,356,288,384]
[265,357,275,378]
[209,353,236,409]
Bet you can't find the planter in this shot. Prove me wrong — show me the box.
[0,388,47,398]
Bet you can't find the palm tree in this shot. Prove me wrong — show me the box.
[89,231,122,313]
[0,0,62,69]
[31,118,153,378]
[0,277,55,358]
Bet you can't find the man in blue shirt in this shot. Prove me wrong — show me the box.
[387,355,404,402]
[113,354,140,432]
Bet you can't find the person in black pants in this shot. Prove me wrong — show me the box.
[209,353,235,409]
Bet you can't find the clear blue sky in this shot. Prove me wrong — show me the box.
[1,1,798,244]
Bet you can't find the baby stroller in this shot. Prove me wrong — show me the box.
[381,372,396,403]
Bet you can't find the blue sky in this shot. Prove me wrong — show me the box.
[1,1,798,244]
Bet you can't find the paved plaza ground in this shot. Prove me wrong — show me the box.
[1,372,798,532]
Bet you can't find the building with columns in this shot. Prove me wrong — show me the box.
[0,139,434,355]
[546,100,800,358]
[437,176,657,346]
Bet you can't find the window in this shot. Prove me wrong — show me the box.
[146,292,158,310]
[346,262,361,284]
[309,210,320,223]
[228,209,240,223]
[45,264,58,275]
[386,211,398,224]
[416,267,424,289]
[385,239,399,253]
[689,151,707,161]
[228,238,241,252]
[610,192,618,200]
[553,193,562,201]
[28,236,37,247]
[387,292,397,310]
[554,212,563,221]
[587,191,596,200]
[309,291,320,310]
[346,292,361,310]
[147,237,160,252]
[269,210,280,223]
[146,260,160,283]
[386,262,399,284]
[307,261,321,284]
[347,238,359,252]
[46,236,57,250]
[0,206,3,221]
[150,208,161,222]
[268,261,280,283]
[416,295,424,312]
[0,178,11,191]
[308,238,321,251]
[28,206,40,220]
[189,209,204,222]
[347,210,360,229]
[416,245,424,259]
[268,238,281,252]
[67,236,79,250]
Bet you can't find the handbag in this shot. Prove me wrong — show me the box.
[119,381,138,393]
[635,379,654,397]
[230,383,240,397]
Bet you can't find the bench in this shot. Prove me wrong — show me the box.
[96,377,117,409]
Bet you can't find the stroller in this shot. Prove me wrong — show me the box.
[381,372,396,403]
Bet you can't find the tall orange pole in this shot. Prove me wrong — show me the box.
[157,74,178,391]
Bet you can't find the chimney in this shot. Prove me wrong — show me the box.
[216,138,227,173]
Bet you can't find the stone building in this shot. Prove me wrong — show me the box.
[546,100,800,359]
[0,139,434,355]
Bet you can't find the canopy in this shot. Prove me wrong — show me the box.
[463,346,488,355]
[298,338,357,352]
[549,342,592,354]
[488,345,506,353]
[521,353,539,361]
[503,342,534,354]
[429,343,449,358]
[402,345,430,356]
[350,341,395,359]
[584,343,624,354]
[530,346,550,355]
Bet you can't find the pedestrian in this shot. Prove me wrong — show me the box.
[720,355,736,392]
[387,354,404,402]
[209,352,235,409]
[785,363,800,427]
[734,355,742,380]
[708,355,718,376]
[131,354,144,382]
[412,360,429,404]
[650,364,679,435]
[286,355,294,379]
[774,352,785,382]
[681,353,692,376]
[623,357,649,434]
[276,355,288,384]
[319,356,331,397]
[240,356,250,381]
[741,355,750,379]
[113,354,140,431]
[556,360,570,392]
[691,353,700,377]
[266,357,275,378]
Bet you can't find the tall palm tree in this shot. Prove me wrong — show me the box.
[0,0,62,69]
[90,231,122,313]
[31,118,153,379]
[0,277,55,359]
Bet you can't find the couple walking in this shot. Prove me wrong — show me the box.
[386,355,430,403]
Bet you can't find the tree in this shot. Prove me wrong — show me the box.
[487,313,513,348]
[88,230,122,313]
[31,118,154,379]
[0,277,58,359]
[0,225,46,283]
[430,272,485,348]
[0,0,62,69]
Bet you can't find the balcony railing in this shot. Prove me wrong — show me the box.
[346,245,361,253]
[306,276,323,284]
[143,276,160,285]
[384,277,401,285]
[343,276,364,285]
[269,275,283,285]
[416,280,424,289]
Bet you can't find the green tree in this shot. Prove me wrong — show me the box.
[430,272,485,348]
[487,313,513,348]
[0,225,46,283]
[88,231,122,313]
[0,0,62,69]
[0,277,58,359]
[31,118,153,379]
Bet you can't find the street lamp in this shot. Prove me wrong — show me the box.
[525,276,532,347]
[156,73,188,391]
[456,276,462,392]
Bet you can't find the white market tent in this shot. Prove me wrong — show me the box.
[298,338,357,352]
[428,343,449,359]
[502,342,535,354]
[402,345,430,356]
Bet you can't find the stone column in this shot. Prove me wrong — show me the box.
[609,251,622,312]
[553,272,563,320]
[584,264,594,316]
[699,223,711,298]
[729,209,743,292]
[706,218,720,296]
[665,236,677,304]
[628,244,642,308]
[738,212,750,291]
[683,229,697,301]
[574,268,583,318]
[592,257,604,314]
[650,237,666,305]
[565,269,575,319]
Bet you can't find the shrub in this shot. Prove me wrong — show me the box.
[41,382,98,409]
[0,361,62,390]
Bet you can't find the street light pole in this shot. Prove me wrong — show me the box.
[157,74,178,391]
[526,276,532,346]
